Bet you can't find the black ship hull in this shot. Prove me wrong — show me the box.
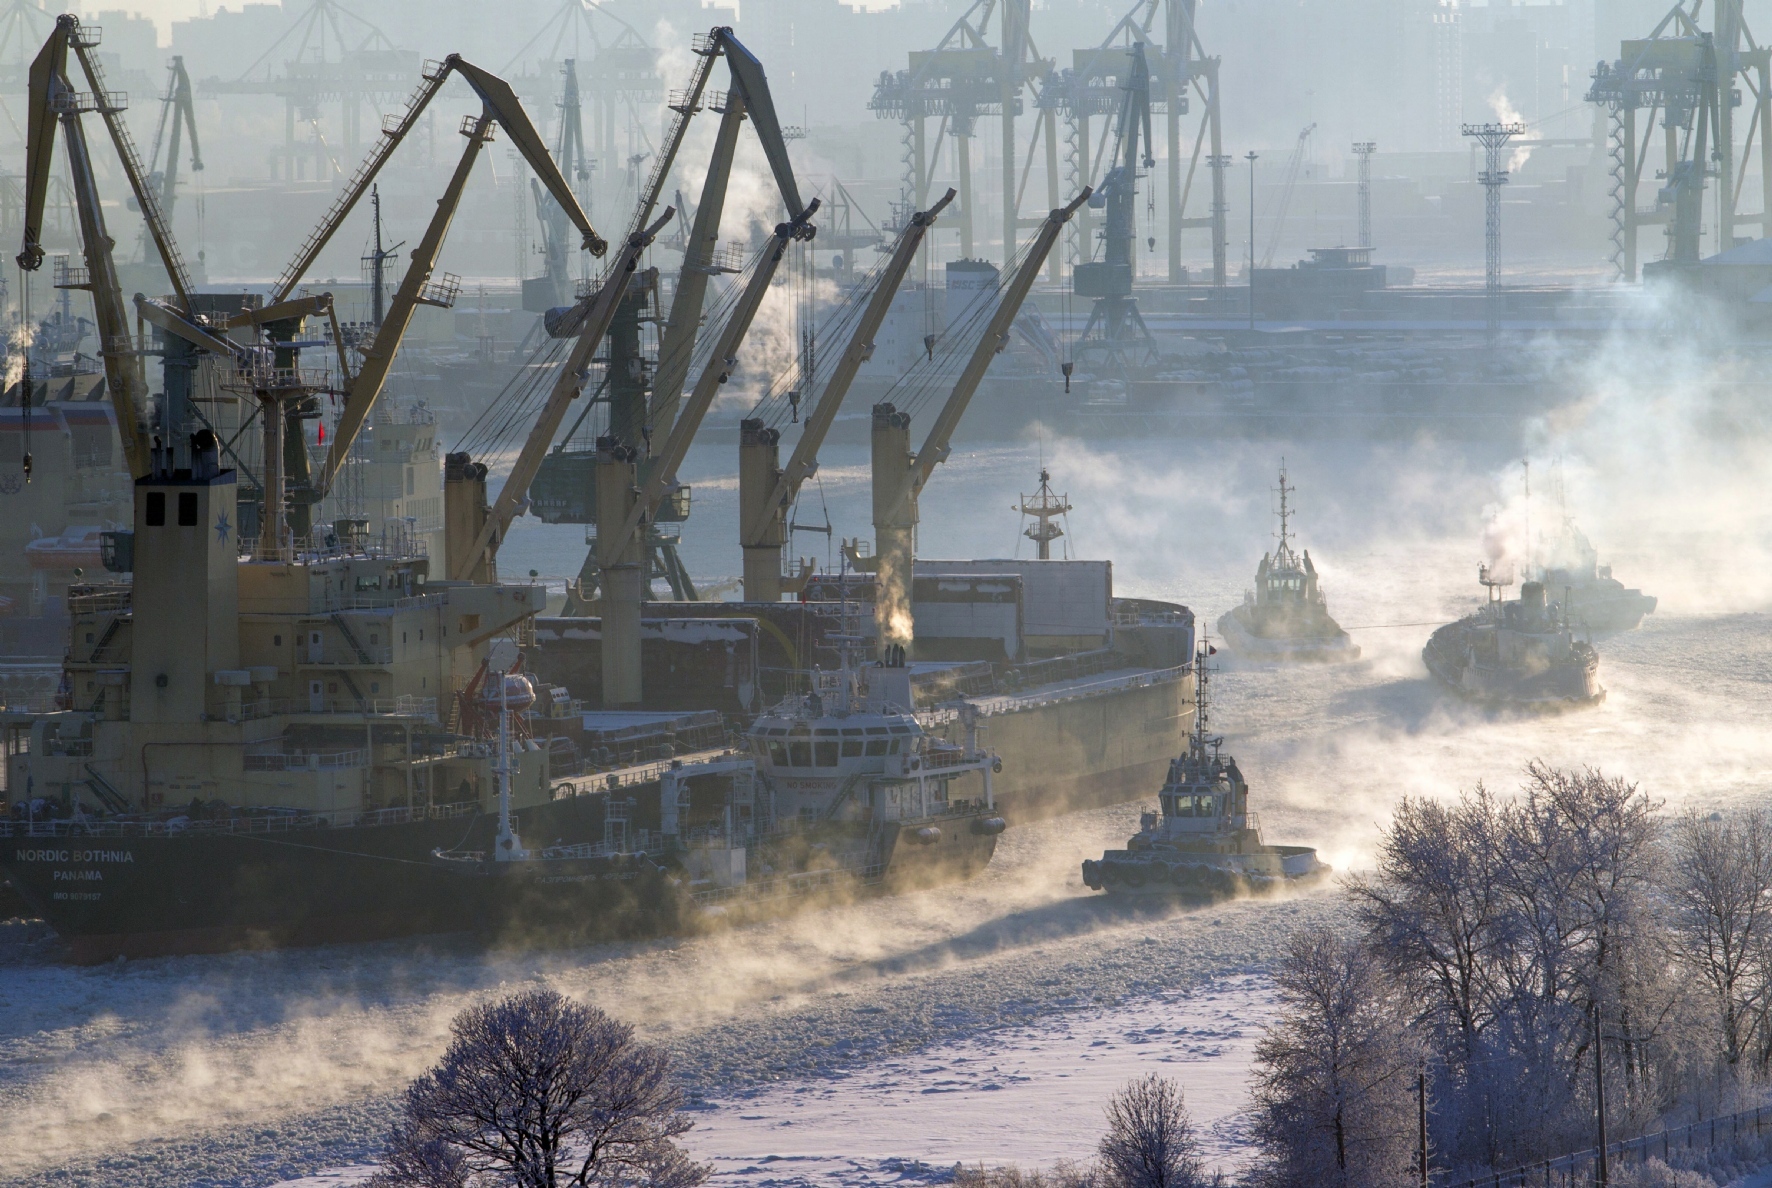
[2,796,1001,962]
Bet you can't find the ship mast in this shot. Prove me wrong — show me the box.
[1016,467,1072,560]
[494,670,527,862]
[1273,460,1299,569]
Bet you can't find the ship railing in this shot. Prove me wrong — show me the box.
[549,747,745,799]
[969,662,1191,716]
[993,647,1121,693]
[0,799,482,837]
[231,695,440,722]
[243,749,368,771]
[321,589,447,613]
[68,587,132,615]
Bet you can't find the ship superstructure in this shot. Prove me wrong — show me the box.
[1216,464,1358,662]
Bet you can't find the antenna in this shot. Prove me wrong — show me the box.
[1273,459,1297,566]
[1522,457,1531,578]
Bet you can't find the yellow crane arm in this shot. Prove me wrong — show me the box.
[271,61,452,302]
[65,19,193,310]
[906,188,1090,495]
[316,111,496,494]
[746,188,956,545]
[274,55,605,303]
[618,202,819,549]
[625,28,721,242]
[53,70,152,477]
[15,18,68,272]
[451,207,676,581]
[134,294,238,357]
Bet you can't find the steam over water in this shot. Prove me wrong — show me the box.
[6,399,1772,1184]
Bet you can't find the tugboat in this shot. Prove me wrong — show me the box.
[1422,566,1605,710]
[1215,465,1359,662]
[1533,516,1656,634]
[1080,642,1326,897]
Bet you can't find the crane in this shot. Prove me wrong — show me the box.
[737,187,956,602]
[1258,122,1315,269]
[16,15,157,476]
[125,55,202,281]
[1071,41,1160,384]
[448,24,732,587]
[499,26,808,619]
[869,188,1090,655]
[528,58,590,312]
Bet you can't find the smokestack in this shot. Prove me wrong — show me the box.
[594,435,643,708]
[870,402,916,657]
[444,452,494,583]
[738,417,785,602]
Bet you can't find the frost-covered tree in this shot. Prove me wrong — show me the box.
[369,988,708,1188]
[1248,926,1421,1188]
[1097,1074,1205,1188]
[1665,807,1772,1071]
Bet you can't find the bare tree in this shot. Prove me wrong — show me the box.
[370,988,708,1188]
[1097,1074,1204,1188]
[1248,926,1421,1188]
[1665,807,1772,1070]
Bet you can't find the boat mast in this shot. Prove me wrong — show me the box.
[494,669,527,861]
[1273,460,1297,568]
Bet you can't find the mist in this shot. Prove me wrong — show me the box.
[2,0,1771,1185]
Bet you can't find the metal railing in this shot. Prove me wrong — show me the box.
[229,695,438,722]
[1452,1102,1772,1188]
[0,799,481,838]
[242,749,367,771]
[973,662,1190,717]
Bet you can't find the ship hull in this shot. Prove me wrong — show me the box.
[2,800,1003,962]
[926,672,1194,820]
[1080,847,1328,897]
[1215,608,1361,663]
[1421,623,1606,711]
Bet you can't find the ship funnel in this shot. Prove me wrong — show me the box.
[1521,581,1546,609]
[190,429,220,480]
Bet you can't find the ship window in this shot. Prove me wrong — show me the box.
[814,741,839,766]
[178,492,198,526]
[789,741,811,767]
[814,728,838,737]
[767,728,786,736]
[840,728,863,736]
[768,741,787,765]
[865,739,888,757]
[145,491,166,526]
[888,724,911,734]
[274,635,282,646]
[841,740,863,758]
[866,727,888,735]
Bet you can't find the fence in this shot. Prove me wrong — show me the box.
[1452,1102,1772,1188]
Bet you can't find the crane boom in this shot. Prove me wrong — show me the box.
[450,208,676,581]
[16,19,152,476]
[1258,123,1314,270]
[909,189,1091,493]
[746,188,955,547]
[617,202,820,551]
[271,54,604,304]
[649,29,805,437]
[317,111,496,493]
[65,21,194,310]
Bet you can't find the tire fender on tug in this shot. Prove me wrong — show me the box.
[971,816,1007,836]
[1081,859,1102,890]
[914,826,942,845]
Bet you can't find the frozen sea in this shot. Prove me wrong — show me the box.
[5,375,1772,1187]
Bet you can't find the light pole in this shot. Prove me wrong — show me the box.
[1245,150,1258,330]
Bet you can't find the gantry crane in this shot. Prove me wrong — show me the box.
[867,189,1089,655]
[1071,42,1159,384]
[737,188,957,602]
[527,57,591,312]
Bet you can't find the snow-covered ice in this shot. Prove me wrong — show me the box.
[6,434,1771,1186]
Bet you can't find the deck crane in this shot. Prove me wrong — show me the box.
[446,24,731,588]
[1071,42,1160,385]
[1257,122,1315,270]
[480,26,807,619]
[868,189,1090,656]
[737,187,956,602]
[253,53,602,539]
[16,15,165,476]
